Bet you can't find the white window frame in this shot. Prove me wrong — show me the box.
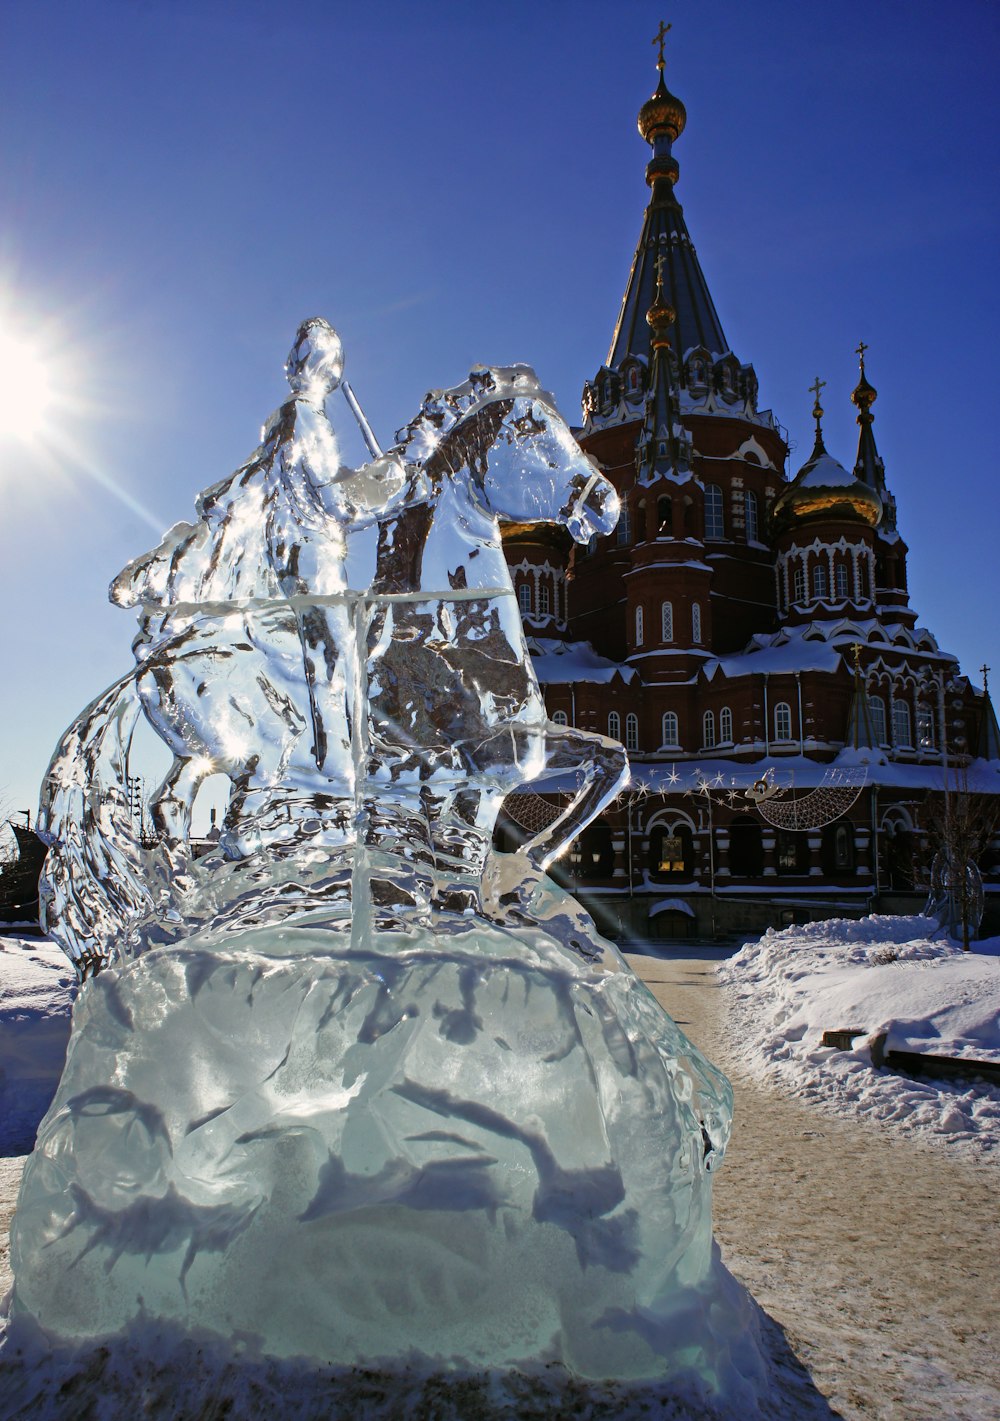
[691,602,702,644]
[537,583,550,617]
[916,703,935,750]
[661,601,674,642]
[835,563,849,600]
[793,565,806,603]
[744,490,759,542]
[608,711,621,741]
[705,484,724,539]
[720,706,733,743]
[662,711,679,748]
[774,701,792,741]
[813,564,828,600]
[518,582,532,615]
[552,709,568,727]
[625,713,639,751]
[868,694,887,746]
[892,697,912,748]
[702,710,716,749]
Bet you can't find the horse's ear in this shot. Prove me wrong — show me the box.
[468,365,497,394]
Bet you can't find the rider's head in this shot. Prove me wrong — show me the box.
[286,318,344,400]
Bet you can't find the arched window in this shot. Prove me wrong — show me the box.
[821,822,856,874]
[835,564,849,599]
[868,694,887,745]
[649,824,693,877]
[662,711,679,747]
[574,821,615,879]
[705,484,724,539]
[518,582,532,615]
[627,366,640,394]
[720,706,733,743]
[702,710,716,748]
[635,605,644,646]
[692,602,703,644]
[776,830,809,875]
[916,704,935,750]
[744,490,759,542]
[552,710,568,727]
[729,816,764,877]
[625,713,639,751]
[657,496,672,534]
[793,566,806,603]
[608,711,621,740]
[813,564,828,599]
[617,504,631,547]
[774,702,792,741]
[661,601,674,642]
[537,583,550,616]
[892,697,912,747]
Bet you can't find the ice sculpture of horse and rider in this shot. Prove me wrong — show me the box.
[7,320,763,1412]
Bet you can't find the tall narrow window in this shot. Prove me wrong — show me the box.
[774,702,792,741]
[691,602,703,644]
[705,484,724,539]
[744,490,759,542]
[616,504,632,546]
[835,564,849,599]
[625,713,639,751]
[892,698,912,747]
[518,582,532,615]
[720,706,733,743]
[793,566,806,603]
[537,583,550,616]
[657,496,673,534]
[916,703,935,750]
[702,710,716,748]
[661,601,674,642]
[813,564,828,600]
[635,605,644,646]
[608,711,621,741]
[868,694,887,745]
[662,711,679,747]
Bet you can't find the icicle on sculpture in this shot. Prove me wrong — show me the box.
[11,321,749,1394]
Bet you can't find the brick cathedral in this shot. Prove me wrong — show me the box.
[500,37,1000,942]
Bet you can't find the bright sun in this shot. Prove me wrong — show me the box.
[0,322,55,442]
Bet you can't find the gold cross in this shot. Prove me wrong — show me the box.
[809,376,826,405]
[655,251,668,289]
[851,642,863,673]
[856,339,869,371]
[653,20,671,71]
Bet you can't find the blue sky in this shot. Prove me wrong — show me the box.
[1,0,998,824]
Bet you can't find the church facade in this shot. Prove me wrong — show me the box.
[501,42,1000,942]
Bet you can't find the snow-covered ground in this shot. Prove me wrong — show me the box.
[0,936,74,1158]
[719,915,1000,1163]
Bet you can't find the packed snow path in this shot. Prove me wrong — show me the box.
[626,948,1000,1421]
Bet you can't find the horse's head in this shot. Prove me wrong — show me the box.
[393,365,619,545]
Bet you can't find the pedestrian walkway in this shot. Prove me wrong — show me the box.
[628,949,1000,1421]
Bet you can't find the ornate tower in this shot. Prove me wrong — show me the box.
[570,29,788,677]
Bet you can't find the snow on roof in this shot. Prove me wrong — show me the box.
[528,638,636,685]
[649,897,695,918]
[712,638,842,678]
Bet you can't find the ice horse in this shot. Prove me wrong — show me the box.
[7,322,763,1415]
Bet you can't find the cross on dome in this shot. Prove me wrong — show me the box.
[652,20,672,71]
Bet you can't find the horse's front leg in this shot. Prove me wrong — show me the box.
[509,721,629,871]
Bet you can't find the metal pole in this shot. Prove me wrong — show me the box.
[341,380,383,459]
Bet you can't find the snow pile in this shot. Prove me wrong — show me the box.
[719,916,1000,1162]
[0,937,73,1157]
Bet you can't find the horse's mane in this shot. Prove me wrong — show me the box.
[391,364,547,467]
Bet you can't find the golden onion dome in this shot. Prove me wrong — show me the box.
[851,370,877,416]
[771,441,883,532]
[638,73,687,145]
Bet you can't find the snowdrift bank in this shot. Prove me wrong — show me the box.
[719,916,1000,1163]
[0,938,73,1157]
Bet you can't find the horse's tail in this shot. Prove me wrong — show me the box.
[37,669,155,978]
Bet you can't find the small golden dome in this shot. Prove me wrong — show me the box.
[771,443,883,532]
[638,74,687,145]
[852,371,877,415]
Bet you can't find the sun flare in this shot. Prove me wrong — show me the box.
[0,324,55,441]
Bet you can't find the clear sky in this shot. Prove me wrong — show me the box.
[1,0,998,827]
